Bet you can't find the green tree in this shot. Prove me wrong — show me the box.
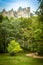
[36,0,43,21]
[38,0,43,14]
[7,40,22,55]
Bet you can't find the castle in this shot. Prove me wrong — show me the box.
[0,7,30,18]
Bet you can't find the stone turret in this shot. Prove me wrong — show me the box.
[8,9,14,17]
[1,9,7,16]
[17,7,30,18]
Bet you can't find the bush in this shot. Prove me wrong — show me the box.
[37,43,43,56]
[7,40,22,56]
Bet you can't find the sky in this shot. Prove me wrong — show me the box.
[0,0,39,13]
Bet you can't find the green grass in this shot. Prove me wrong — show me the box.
[0,53,43,65]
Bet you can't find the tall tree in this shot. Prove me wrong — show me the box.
[38,0,43,15]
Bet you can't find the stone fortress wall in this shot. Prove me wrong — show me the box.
[0,7,30,18]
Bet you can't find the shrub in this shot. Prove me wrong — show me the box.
[37,43,43,56]
[7,40,22,55]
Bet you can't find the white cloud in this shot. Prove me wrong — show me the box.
[3,1,29,11]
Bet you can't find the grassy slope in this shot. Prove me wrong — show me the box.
[0,53,43,65]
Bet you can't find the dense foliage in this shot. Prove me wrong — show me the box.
[7,40,22,55]
[0,15,43,55]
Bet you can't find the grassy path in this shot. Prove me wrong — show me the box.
[0,53,43,65]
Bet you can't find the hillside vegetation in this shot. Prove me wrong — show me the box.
[0,15,43,56]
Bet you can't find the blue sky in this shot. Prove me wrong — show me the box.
[0,0,39,13]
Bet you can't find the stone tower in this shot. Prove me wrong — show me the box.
[17,7,30,18]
